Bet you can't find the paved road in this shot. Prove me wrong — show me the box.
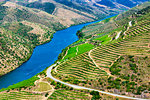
[129,21,132,27]
[116,31,122,39]
[46,64,147,100]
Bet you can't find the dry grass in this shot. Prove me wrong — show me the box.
[33,82,52,92]
[22,21,46,35]
[54,8,94,26]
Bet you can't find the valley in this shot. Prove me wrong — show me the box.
[0,1,96,76]
[0,0,150,100]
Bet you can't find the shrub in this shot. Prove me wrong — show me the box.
[130,58,134,62]
[107,86,112,89]
[90,91,101,100]
[136,86,142,95]
[51,81,56,86]
[128,55,134,58]
[45,93,49,97]
[70,87,73,90]
[55,84,60,89]
[129,63,137,70]
[76,30,84,38]
[73,80,79,85]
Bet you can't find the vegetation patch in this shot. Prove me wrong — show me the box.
[64,43,94,60]
[48,89,91,100]
[26,2,55,14]
[33,82,52,92]
[0,76,39,92]
[0,91,43,100]
[110,55,150,95]
[94,35,111,44]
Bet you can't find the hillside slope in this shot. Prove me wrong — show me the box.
[5,0,148,20]
[0,1,95,76]
[51,2,150,99]
[1,0,147,76]
[0,1,150,100]
[53,0,148,18]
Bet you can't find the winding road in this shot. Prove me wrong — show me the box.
[46,64,147,100]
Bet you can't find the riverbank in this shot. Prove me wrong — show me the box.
[0,17,113,89]
[0,19,98,77]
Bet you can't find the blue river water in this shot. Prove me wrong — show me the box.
[0,15,114,89]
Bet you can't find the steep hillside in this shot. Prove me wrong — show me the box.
[54,0,148,17]
[77,1,150,38]
[0,1,95,76]
[0,2,55,76]
[3,0,147,76]
[0,1,150,100]
[7,0,97,24]
[5,0,148,20]
[51,2,150,99]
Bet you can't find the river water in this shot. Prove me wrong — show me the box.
[0,15,114,89]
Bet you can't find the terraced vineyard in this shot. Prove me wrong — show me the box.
[0,91,43,100]
[54,52,107,82]
[0,1,150,99]
[81,20,118,38]
[48,89,91,100]
[52,6,150,98]
[54,17,150,77]
[91,19,150,71]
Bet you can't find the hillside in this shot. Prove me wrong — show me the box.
[77,1,150,39]
[51,2,150,99]
[1,0,147,76]
[0,1,150,100]
[5,0,148,20]
[0,1,95,76]
[52,0,148,18]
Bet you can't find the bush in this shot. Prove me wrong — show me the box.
[70,87,73,90]
[73,79,80,85]
[76,30,84,38]
[129,63,137,70]
[90,91,101,100]
[130,58,134,62]
[128,55,134,58]
[51,81,56,86]
[55,84,60,89]
[107,86,112,89]
[136,86,142,95]
[45,93,49,97]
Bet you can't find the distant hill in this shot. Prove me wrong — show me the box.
[54,0,148,17]
[4,0,148,19]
